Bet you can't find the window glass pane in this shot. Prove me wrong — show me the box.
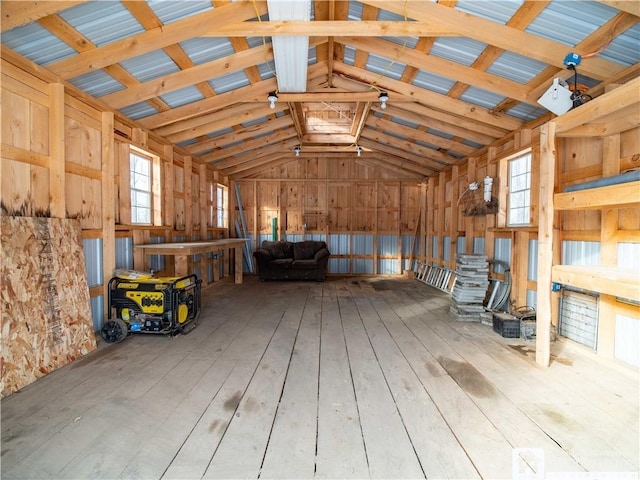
[510,191,524,208]
[511,174,527,192]
[130,151,153,224]
[507,151,532,227]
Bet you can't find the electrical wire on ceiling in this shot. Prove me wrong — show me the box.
[581,13,624,59]
[367,0,409,94]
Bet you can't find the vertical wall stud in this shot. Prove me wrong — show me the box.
[49,83,65,218]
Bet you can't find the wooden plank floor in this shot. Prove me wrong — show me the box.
[2,276,638,479]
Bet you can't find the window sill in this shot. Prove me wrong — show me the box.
[489,226,538,233]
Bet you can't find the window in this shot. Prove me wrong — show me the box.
[130,151,152,224]
[208,182,215,228]
[216,184,228,228]
[507,151,531,226]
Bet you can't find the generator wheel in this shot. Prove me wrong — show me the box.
[101,318,129,343]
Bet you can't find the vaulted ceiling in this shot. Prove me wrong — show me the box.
[2,1,639,179]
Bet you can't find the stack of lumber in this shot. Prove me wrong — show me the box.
[450,254,489,322]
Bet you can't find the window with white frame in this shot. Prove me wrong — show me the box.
[208,181,215,228]
[216,184,228,228]
[130,150,152,224]
[507,151,532,226]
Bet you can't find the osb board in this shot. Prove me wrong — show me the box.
[1,217,96,398]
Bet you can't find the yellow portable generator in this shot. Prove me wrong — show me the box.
[101,270,202,343]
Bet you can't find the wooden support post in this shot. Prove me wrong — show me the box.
[117,141,131,225]
[184,155,193,240]
[373,181,379,275]
[536,122,556,367]
[598,133,621,358]
[465,158,476,253]
[199,163,210,282]
[426,177,435,263]
[420,181,427,264]
[49,83,65,218]
[449,165,459,270]
[101,112,115,323]
[162,144,174,228]
[514,230,530,308]
[485,148,497,263]
[437,172,446,266]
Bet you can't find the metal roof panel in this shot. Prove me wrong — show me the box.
[600,22,640,66]
[160,86,205,109]
[525,1,615,47]
[208,71,251,94]
[1,23,76,65]
[119,102,159,120]
[431,37,488,67]
[455,0,522,24]
[58,2,144,48]
[179,38,236,66]
[412,71,456,94]
[486,51,547,84]
[459,87,506,109]
[119,50,180,83]
[365,53,406,80]
[506,103,547,122]
[146,0,213,24]
[70,70,125,98]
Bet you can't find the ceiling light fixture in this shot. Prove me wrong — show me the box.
[378,92,389,110]
[356,146,362,157]
[267,91,278,109]
[294,146,301,157]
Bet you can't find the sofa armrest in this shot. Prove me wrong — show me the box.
[253,249,273,265]
[314,248,330,262]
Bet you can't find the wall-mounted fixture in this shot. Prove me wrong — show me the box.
[483,176,493,203]
[267,92,278,109]
[537,52,588,116]
[378,92,389,110]
[537,78,572,115]
[294,146,301,157]
[356,146,362,157]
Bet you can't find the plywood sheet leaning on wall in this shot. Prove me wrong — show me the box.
[0,217,96,397]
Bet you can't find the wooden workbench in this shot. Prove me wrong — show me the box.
[134,239,248,285]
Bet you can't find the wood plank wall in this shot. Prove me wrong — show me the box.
[557,126,640,358]
[1,51,230,329]
[234,157,422,275]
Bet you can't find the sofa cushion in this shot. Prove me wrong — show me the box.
[291,259,318,270]
[262,240,293,259]
[268,258,293,269]
[293,241,326,260]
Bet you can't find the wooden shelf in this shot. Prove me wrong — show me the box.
[552,265,640,302]
[554,181,640,211]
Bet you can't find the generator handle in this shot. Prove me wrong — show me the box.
[106,276,122,319]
